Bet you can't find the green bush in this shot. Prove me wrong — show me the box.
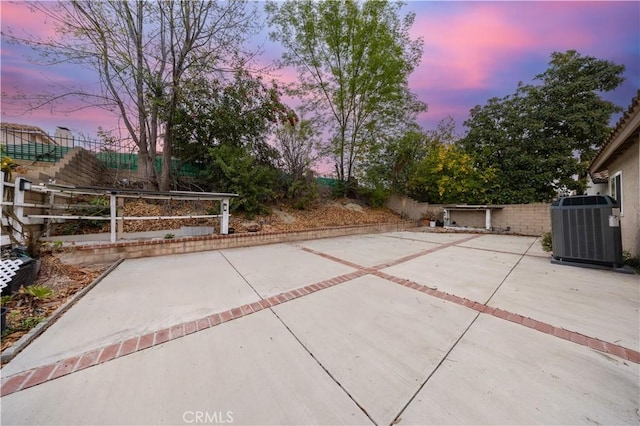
[541,231,553,252]
[331,179,358,199]
[356,185,389,208]
[285,173,319,210]
[204,144,279,217]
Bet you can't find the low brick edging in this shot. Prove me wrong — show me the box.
[60,221,418,264]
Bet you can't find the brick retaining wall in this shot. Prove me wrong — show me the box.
[59,221,418,265]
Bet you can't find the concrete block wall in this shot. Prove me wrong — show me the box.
[449,210,485,228]
[14,147,109,187]
[7,148,110,243]
[386,194,444,221]
[493,204,551,236]
[386,194,551,236]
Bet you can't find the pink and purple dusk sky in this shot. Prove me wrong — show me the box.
[1,1,639,139]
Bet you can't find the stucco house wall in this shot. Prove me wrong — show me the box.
[605,141,639,256]
[589,91,640,257]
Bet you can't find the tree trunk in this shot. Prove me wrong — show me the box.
[160,128,172,192]
[138,150,158,190]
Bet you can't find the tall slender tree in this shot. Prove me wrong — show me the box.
[266,0,425,185]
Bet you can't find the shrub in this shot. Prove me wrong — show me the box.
[285,173,319,210]
[204,144,278,217]
[23,285,54,300]
[540,231,553,252]
[358,186,389,208]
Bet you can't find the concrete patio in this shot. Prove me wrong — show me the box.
[1,231,638,425]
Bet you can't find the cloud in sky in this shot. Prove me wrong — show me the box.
[1,1,638,137]
[406,1,639,129]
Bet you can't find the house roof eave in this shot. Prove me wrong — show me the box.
[589,90,640,174]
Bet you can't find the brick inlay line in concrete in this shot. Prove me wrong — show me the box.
[371,235,480,270]
[3,235,636,399]
[0,269,367,397]
[300,234,482,272]
[297,237,640,367]
[371,270,640,366]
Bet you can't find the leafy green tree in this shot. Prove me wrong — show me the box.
[408,141,495,204]
[528,50,625,189]
[361,126,427,193]
[362,116,463,197]
[461,50,624,203]
[173,71,295,168]
[266,0,425,186]
[173,71,295,214]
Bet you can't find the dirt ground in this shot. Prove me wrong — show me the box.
[48,197,403,235]
[1,253,111,353]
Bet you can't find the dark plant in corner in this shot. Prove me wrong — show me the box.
[622,251,640,274]
[541,232,553,252]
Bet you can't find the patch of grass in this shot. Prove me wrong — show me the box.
[20,316,46,329]
[2,315,46,337]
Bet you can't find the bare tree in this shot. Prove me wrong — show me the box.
[3,1,259,190]
[275,119,318,181]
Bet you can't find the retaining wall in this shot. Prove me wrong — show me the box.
[15,147,109,186]
[42,147,108,186]
[59,221,418,265]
